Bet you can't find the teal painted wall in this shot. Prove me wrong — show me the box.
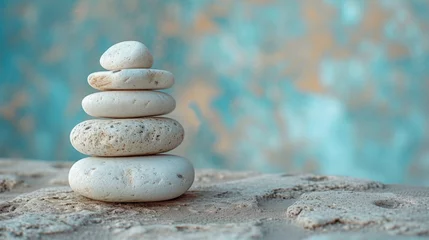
[1,0,429,185]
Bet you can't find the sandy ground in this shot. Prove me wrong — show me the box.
[0,159,428,240]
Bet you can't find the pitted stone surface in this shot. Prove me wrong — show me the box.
[0,160,428,239]
[70,118,184,157]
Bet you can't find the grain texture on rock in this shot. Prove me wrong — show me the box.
[70,118,184,157]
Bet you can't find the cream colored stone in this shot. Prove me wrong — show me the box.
[70,118,184,156]
[68,155,195,202]
[88,69,174,90]
[100,41,153,70]
[82,91,175,118]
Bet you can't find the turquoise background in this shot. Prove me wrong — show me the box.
[1,0,429,185]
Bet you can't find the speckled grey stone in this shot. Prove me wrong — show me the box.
[88,69,174,90]
[100,41,153,70]
[82,91,176,118]
[70,118,184,157]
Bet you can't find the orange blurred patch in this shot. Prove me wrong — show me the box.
[296,76,325,93]
[194,14,218,34]
[175,80,219,129]
[286,1,337,94]
[18,115,34,133]
[0,91,28,120]
[352,1,389,44]
[42,44,66,63]
[208,2,230,17]
[160,19,181,37]
[387,43,409,59]
[73,1,88,23]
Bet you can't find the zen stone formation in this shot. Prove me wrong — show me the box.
[69,41,194,202]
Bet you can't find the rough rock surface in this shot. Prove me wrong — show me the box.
[0,160,428,239]
[0,175,20,193]
[287,191,429,235]
[70,118,184,157]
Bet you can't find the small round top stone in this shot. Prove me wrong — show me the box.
[100,41,153,70]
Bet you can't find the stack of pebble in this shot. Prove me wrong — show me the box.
[68,41,195,202]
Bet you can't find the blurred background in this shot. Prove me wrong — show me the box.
[1,0,429,185]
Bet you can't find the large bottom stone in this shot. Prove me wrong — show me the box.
[68,155,194,202]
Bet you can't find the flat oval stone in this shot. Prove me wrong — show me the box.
[88,69,174,90]
[82,91,175,118]
[100,41,153,70]
[68,155,194,202]
[70,118,184,156]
